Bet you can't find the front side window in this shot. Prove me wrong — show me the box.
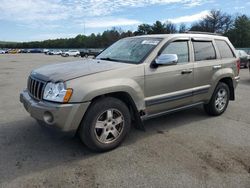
[97,37,162,64]
[193,41,216,61]
[161,41,189,63]
[215,40,234,58]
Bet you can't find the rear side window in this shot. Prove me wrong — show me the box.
[193,41,216,61]
[161,41,189,63]
[215,40,234,58]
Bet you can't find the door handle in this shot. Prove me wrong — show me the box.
[181,69,193,74]
[213,65,222,70]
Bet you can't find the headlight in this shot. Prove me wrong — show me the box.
[43,82,73,103]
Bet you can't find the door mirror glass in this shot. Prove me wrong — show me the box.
[155,54,178,65]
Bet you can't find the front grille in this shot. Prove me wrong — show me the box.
[27,77,46,100]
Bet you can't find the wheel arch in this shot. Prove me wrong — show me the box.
[90,91,145,130]
[218,77,235,100]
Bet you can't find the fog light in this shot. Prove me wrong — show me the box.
[44,111,54,124]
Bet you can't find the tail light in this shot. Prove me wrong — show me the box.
[236,59,240,75]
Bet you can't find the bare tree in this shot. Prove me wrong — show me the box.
[190,10,233,34]
[178,23,187,33]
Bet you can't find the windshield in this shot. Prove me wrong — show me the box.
[96,37,162,64]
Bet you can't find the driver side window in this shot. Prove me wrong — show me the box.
[161,41,189,63]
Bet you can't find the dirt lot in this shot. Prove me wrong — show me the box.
[0,54,250,188]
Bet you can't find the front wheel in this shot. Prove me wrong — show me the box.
[79,97,131,152]
[204,82,230,116]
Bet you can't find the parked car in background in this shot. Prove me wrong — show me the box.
[8,49,20,54]
[44,50,50,55]
[236,50,250,68]
[20,33,240,152]
[61,50,80,57]
[80,49,103,58]
[47,50,62,55]
[244,49,250,55]
[249,61,250,73]
[0,50,6,54]
[43,49,50,54]
[19,49,29,53]
[29,49,42,53]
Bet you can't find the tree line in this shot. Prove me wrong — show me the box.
[1,10,250,49]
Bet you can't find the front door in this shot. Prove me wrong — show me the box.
[144,39,194,115]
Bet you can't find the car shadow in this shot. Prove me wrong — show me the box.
[240,78,250,86]
[124,106,210,146]
[0,106,211,183]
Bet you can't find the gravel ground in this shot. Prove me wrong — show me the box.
[0,54,249,188]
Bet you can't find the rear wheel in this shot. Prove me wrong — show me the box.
[204,82,230,116]
[79,97,131,152]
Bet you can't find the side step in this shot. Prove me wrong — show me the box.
[141,102,204,121]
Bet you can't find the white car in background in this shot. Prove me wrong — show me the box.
[0,50,6,54]
[43,49,50,54]
[61,50,80,57]
[48,50,62,55]
[236,50,250,68]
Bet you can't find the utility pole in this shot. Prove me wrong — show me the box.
[83,21,86,36]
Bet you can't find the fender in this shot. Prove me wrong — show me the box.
[67,77,145,112]
[207,67,235,101]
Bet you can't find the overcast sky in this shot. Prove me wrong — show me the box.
[0,0,249,42]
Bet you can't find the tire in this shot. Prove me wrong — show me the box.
[79,97,131,152]
[204,82,230,116]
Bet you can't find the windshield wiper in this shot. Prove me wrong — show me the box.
[99,57,120,62]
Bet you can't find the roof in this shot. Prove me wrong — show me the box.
[132,33,228,40]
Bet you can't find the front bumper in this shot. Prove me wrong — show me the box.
[20,90,90,132]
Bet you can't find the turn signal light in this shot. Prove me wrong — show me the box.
[63,89,73,103]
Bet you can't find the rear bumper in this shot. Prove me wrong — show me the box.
[20,90,90,132]
[234,76,240,88]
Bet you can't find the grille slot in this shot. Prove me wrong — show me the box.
[27,77,45,100]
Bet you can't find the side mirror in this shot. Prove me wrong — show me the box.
[155,54,178,66]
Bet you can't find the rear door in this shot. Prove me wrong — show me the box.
[191,38,221,103]
[144,38,194,115]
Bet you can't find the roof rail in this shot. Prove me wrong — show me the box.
[185,31,222,36]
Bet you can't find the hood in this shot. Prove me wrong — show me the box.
[31,59,130,82]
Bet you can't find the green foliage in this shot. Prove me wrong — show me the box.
[225,15,250,48]
[0,29,135,49]
[135,21,177,35]
[135,24,153,35]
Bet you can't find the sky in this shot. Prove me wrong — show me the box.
[0,0,250,42]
